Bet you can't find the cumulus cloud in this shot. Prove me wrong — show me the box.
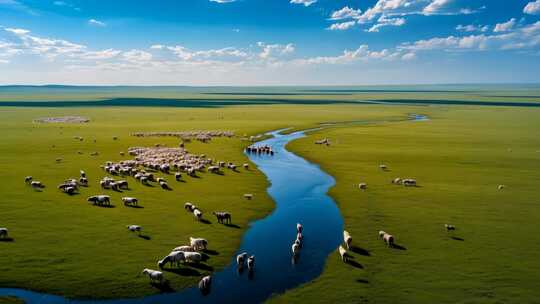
[295,44,404,65]
[367,15,406,32]
[209,0,236,3]
[257,42,295,59]
[524,0,540,15]
[494,18,516,33]
[456,24,489,32]
[88,19,106,27]
[330,6,362,20]
[290,0,317,7]
[328,21,357,31]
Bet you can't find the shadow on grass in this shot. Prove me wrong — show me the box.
[0,237,14,242]
[137,234,151,240]
[188,263,214,271]
[94,204,115,208]
[356,279,369,284]
[125,204,144,209]
[350,246,370,256]
[203,249,219,256]
[199,219,211,225]
[346,259,364,269]
[391,243,407,250]
[165,267,201,276]
[451,236,465,241]
[150,281,175,293]
[224,223,241,229]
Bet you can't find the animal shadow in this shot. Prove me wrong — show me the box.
[451,236,464,241]
[391,243,407,250]
[150,281,175,293]
[225,223,241,229]
[163,267,200,277]
[0,237,14,242]
[199,219,211,225]
[356,279,369,284]
[138,235,151,240]
[126,205,144,209]
[346,259,364,269]
[350,246,370,256]
[203,249,219,256]
[188,263,214,271]
[248,270,255,280]
[95,204,115,208]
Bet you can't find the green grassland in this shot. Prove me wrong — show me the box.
[0,105,412,299]
[270,106,540,303]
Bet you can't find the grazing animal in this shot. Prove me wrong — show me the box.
[213,211,232,224]
[198,275,212,292]
[80,170,86,178]
[0,228,8,239]
[403,179,417,187]
[237,252,248,267]
[358,183,367,190]
[247,255,255,271]
[445,224,456,231]
[243,163,249,169]
[292,243,301,256]
[127,225,142,233]
[172,245,195,252]
[184,202,195,212]
[382,233,395,247]
[498,184,505,190]
[378,230,387,239]
[79,177,88,186]
[343,230,352,249]
[24,176,32,183]
[183,252,202,264]
[190,237,208,251]
[158,251,185,269]
[338,245,348,262]
[159,181,169,190]
[297,223,303,234]
[379,164,387,170]
[87,195,110,206]
[244,194,253,200]
[31,181,44,189]
[175,172,182,181]
[141,268,164,284]
[193,209,203,221]
[63,186,76,195]
[122,197,138,207]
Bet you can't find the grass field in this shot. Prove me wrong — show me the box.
[270,106,540,303]
[0,104,413,299]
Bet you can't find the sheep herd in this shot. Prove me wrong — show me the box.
[130,130,234,143]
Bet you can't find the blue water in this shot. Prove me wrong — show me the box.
[0,129,344,304]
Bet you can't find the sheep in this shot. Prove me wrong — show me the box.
[31,181,44,189]
[140,176,149,185]
[158,251,185,269]
[172,245,195,252]
[175,172,182,181]
[24,176,32,183]
[184,202,195,212]
[379,164,388,170]
[237,252,248,268]
[243,163,249,170]
[445,224,456,231]
[193,209,203,221]
[117,180,129,189]
[79,177,88,186]
[343,230,352,249]
[207,166,220,174]
[378,230,387,239]
[141,268,164,284]
[498,184,505,190]
[0,228,8,239]
[183,252,202,264]
[87,195,111,206]
[247,255,255,271]
[244,194,253,200]
[338,245,348,262]
[297,223,303,234]
[190,237,208,251]
[127,225,142,235]
[157,177,166,184]
[159,181,169,190]
[122,197,138,207]
[212,211,232,224]
[80,170,86,178]
[292,243,301,256]
[402,179,417,187]
[198,275,212,293]
[296,232,303,245]
[392,177,402,184]
[358,183,367,190]
[63,186,77,195]
[382,233,395,247]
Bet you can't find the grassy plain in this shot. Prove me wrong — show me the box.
[271,106,540,303]
[0,105,410,299]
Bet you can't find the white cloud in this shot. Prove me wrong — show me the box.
[257,42,295,59]
[150,44,164,50]
[367,15,406,32]
[88,19,106,27]
[328,21,357,31]
[456,24,489,32]
[209,0,236,3]
[402,52,416,60]
[330,6,362,20]
[123,50,153,63]
[290,0,317,7]
[494,18,516,33]
[422,0,452,15]
[296,44,403,65]
[524,0,540,15]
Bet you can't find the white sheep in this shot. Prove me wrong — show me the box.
[190,237,208,251]
[247,255,255,271]
[292,243,301,256]
[358,183,367,190]
[0,228,8,239]
[193,209,203,221]
[183,252,202,264]
[198,275,212,292]
[237,252,248,267]
[141,268,164,284]
[172,245,195,252]
[338,245,348,262]
[122,197,138,207]
[127,225,142,233]
[297,223,303,234]
[343,230,352,249]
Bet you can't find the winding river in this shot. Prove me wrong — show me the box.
[0,115,427,304]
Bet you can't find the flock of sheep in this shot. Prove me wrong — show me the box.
[130,130,234,143]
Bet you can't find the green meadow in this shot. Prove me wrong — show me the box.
[0,87,539,303]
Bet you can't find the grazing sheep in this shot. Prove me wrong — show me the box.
[392,177,402,184]
[24,176,32,183]
[198,275,212,293]
[379,164,388,170]
[402,179,417,187]
[127,225,142,233]
[208,166,220,174]
[358,183,367,190]
[338,245,348,262]
[297,223,303,234]
[87,195,111,206]
[79,177,88,186]
[247,255,255,271]
[159,181,169,190]
[140,176,149,185]
[445,224,456,231]
[190,237,208,251]
[80,170,86,178]
[244,194,253,200]
[237,252,248,268]
[193,209,203,221]
[122,197,138,207]
[158,251,185,269]
[183,252,202,264]
[212,211,232,224]
[117,180,129,189]
[498,184,505,190]
[172,245,195,253]
[175,172,182,181]
[0,228,8,239]
[343,230,352,249]
[378,230,387,239]
[141,268,164,284]
[292,243,301,256]
[31,181,44,189]
[184,202,195,212]
[63,186,77,195]
[243,163,249,170]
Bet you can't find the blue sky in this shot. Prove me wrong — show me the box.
[0,0,539,85]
